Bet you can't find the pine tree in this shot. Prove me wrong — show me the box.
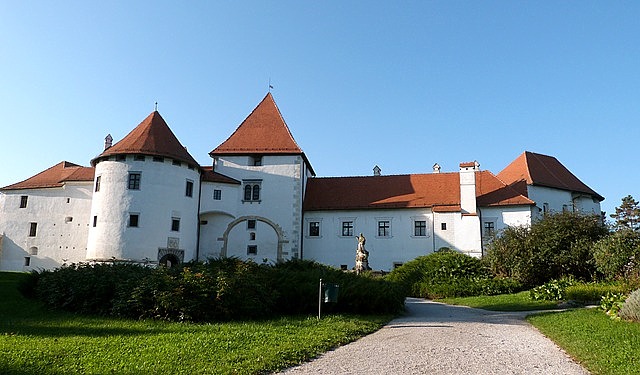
[610,195,640,231]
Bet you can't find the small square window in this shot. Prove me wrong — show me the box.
[378,220,390,237]
[247,245,258,255]
[251,156,262,166]
[342,221,353,237]
[309,222,320,237]
[247,219,256,230]
[129,214,139,227]
[185,180,194,197]
[116,155,127,161]
[134,155,146,161]
[173,159,182,166]
[19,196,28,208]
[24,257,31,267]
[213,189,222,200]
[153,156,164,163]
[128,172,141,190]
[441,223,447,231]
[414,221,426,236]
[249,232,256,241]
[28,222,37,237]
[171,218,180,232]
[483,221,495,236]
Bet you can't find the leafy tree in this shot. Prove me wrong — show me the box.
[484,212,607,287]
[610,195,640,231]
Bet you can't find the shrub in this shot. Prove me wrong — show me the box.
[530,277,576,301]
[600,291,627,319]
[387,250,521,298]
[592,229,640,281]
[485,212,607,287]
[565,283,626,303]
[619,288,640,322]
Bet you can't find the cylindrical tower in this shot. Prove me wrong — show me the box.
[86,112,201,265]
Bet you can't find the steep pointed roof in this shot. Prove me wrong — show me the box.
[497,151,604,201]
[1,161,95,190]
[210,93,305,155]
[303,171,533,211]
[92,111,199,167]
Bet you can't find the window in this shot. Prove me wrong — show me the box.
[128,172,141,190]
[95,176,101,192]
[247,219,256,230]
[173,159,182,166]
[134,155,146,161]
[247,245,258,255]
[249,232,256,240]
[65,216,73,223]
[185,180,194,197]
[30,247,38,255]
[213,189,222,200]
[24,257,31,267]
[93,216,97,227]
[243,181,261,202]
[19,195,28,208]
[414,220,427,236]
[153,156,164,163]
[129,214,139,227]
[309,222,320,237]
[171,218,180,232]
[29,222,37,237]
[483,221,495,236]
[342,221,354,237]
[562,204,569,212]
[251,156,262,166]
[378,220,390,237]
[441,223,447,231]
[116,155,126,161]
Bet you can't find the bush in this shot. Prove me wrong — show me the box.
[530,277,576,301]
[600,291,627,319]
[485,212,607,287]
[387,250,522,298]
[619,288,640,322]
[23,258,406,322]
[565,283,626,303]
[592,229,640,281]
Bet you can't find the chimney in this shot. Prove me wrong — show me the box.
[104,134,113,150]
[373,165,381,176]
[459,161,479,214]
[432,163,441,173]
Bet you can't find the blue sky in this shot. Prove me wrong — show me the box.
[1,2,638,216]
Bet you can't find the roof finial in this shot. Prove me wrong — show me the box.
[154,102,158,112]
[268,78,273,92]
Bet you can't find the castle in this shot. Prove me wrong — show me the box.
[0,93,604,271]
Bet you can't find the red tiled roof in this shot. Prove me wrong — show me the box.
[201,166,241,184]
[1,161,95,190]
[92,111,199,167]
[303,171,533,211]
[497,151,604,201]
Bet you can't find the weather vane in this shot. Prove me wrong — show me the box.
[268,78,273,92]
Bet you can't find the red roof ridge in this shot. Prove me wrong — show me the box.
[1,161,95,190]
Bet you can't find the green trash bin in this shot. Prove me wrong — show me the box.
[324,283,339,303]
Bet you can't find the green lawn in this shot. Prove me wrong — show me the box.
[438,291,559,311]
[0,272,391,374]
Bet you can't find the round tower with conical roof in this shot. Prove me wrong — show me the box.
[86,111,201,266]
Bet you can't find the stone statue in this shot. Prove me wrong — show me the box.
[355,233,371,274]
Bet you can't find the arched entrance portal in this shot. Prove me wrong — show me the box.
[220,216,289,262]
[159,253,180,268]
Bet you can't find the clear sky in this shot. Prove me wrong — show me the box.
[1,2,638,217]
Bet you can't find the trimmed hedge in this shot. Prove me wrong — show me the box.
[20,258,405,322]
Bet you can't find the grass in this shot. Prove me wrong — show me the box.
[528,309,640,375]
[438,291,559,311]
[0,272,391,375]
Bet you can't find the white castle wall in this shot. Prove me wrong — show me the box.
[0,183,92,271]
[528,185,601,220]
[86,156,200,263]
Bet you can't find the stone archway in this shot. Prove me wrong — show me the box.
[159,253,180,268]
[220,216,288,262]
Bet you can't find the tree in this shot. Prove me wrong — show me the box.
[610,195,640,231]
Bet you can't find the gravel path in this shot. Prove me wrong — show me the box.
[279,298,588,374]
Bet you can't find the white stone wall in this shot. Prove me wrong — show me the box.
[528,185,601,220]
[0,183,92,271]
[86,156,200,263]
[210,154,308,263]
